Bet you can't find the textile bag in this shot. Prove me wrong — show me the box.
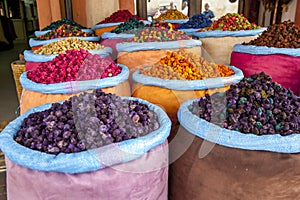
[230,44,300,94]
[116,40,202,83]
[24,48,112,71]
[169,99,300,200]
[94,20,151,38]
[94,22,123,37]
[20,64,130,114]
[100,20,151,59]
[29,36,101,51]
[159,19,189,28]
[177,28,200,34]
[161,19,189,24]
[34,29,93,37]
[101,32,134,60]
[0,97,171,200]
[191,28,265,65]
[132,66,244,133]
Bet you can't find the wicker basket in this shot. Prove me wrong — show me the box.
[11,60,25,102]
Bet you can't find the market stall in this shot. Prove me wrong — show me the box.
[3,7,300,200]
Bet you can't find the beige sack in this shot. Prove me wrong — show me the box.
[201,36,258,65]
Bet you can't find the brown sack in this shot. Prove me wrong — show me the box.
[169,127,300,200]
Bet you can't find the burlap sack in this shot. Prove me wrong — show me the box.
[192,29,265,65]
[200,36,257,65]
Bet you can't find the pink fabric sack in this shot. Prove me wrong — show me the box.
[102,38,125,61]
[1,98,171,200]
[230,44,300,94]
[25,61,44,71]
[6,142,168,200]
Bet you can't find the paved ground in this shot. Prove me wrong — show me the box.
[0,42,27,200]
[0,42,27,122]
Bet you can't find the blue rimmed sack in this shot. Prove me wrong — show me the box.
[94,20,151,31]
[161,19,189,24]
[116,40,202,81]
[101,32,135,60]
[169,99,300,199]
[177,14,212,34]
[117,40,202,52]
[24,47,112,72]
[101,32,135,39]
[94,20,151,37]
[177,28,200,34]
[0,97,171,200]
[190,28,265,65]
[24,47,112,62]
[101,20,152,39]
[94,22,124,30]
[19,64,131,114]
[99,20,151,59]
[94,22,125,37]
[34,29,93,37]
[192,28,265,38]
[29,36,100,48]
[132,65,243,134]
[231,44,300,94]
[232,44,300,56]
